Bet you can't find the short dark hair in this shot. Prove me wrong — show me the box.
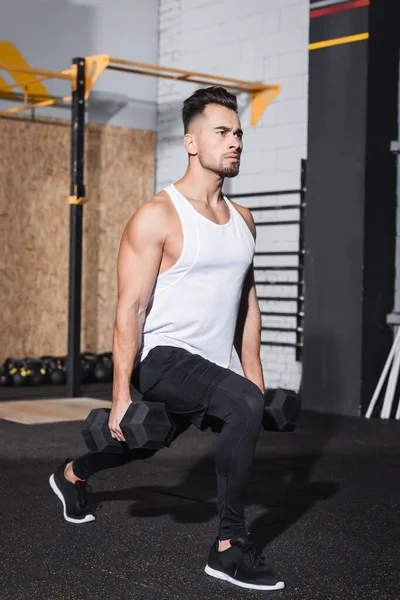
[182,86,238,133]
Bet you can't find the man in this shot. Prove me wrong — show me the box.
[49,86,285,592]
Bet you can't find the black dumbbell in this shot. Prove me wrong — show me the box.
[82,400,175,454]
[263,388,300,432]
[202,387,300,434]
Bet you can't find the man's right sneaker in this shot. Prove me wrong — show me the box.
[49,460,96,524]
[205,536,285,591]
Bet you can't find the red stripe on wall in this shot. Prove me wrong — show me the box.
[310,0,370,19]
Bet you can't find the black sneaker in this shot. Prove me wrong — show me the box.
[49,460,95,524]
[205,536,285,591]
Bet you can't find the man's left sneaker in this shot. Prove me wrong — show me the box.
[49,460,95,524]
[205,536,285,591]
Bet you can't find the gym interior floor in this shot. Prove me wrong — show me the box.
[0,383,399,600]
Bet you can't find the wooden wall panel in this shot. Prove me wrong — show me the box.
[0,116,155,363]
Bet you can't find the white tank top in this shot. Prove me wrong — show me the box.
[140,183,255,368]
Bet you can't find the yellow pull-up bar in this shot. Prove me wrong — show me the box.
[0,53,280,126]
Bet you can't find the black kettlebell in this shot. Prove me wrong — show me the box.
[10,360,29,387]
[40,356,56,379]
[50,357,67,385]
[80,352,97,383]
[94,352,113,383]
[41,356,60,385]
[0,358,14,386]
[25,359,47,386]
[53,354,96,384]
[0,368,12,386]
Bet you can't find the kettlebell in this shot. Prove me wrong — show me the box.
[25,359,47,386]
[41,356,60,385]
[10,360,29,387]
[50,357,67,385]
[0,358,14,386]
[94,352,113,383]
[80,352,97,383]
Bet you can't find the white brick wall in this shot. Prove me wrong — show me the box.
[156,0,309,391]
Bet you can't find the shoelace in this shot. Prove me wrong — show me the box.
[76,480,90,509]
[242,542,266,568]
[233,542,268,578]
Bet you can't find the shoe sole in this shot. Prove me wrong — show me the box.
[204,565,285,591]
[49,474,96,524]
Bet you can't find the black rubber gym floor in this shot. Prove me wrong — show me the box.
[1,386,399,600]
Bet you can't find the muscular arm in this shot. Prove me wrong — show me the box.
[109,198,169,441]
[232,202,265,393]
[234,265,265,393]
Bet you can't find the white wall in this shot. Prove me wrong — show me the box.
[156,0,309,390]
[0,0,159,129]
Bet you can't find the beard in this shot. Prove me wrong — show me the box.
[220,162,240,178]
[198,151,240,178]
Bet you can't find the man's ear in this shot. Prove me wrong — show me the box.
[184,133,197,156]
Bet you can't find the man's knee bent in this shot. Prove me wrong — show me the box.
[237,379,264,423]
[214,373,265,425]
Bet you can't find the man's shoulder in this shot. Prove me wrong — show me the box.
[136,190,174,219]
[123,191,174,243]
[150,189,172,204]
[228,199,256,239]
[229,199,250,216]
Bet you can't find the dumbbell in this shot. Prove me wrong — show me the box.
[263,388,300,432]
[202,387,300,434]
[82,400,175,454]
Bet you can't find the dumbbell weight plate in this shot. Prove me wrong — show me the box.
[120,401,174,449]
[82,408,123,454]
[81,401,175,454]
[263,388,300,432]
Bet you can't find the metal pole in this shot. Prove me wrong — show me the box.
[67,58,86,397]
[296,159,307,362]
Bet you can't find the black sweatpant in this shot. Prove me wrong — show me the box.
[73,346,264,540]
